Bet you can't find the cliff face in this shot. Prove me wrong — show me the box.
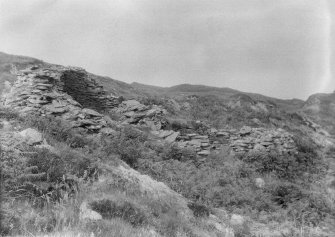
[1,65,121,131]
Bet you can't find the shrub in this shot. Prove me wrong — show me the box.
[161,144,196,162]
[269,182,305,208]
[239,148,326,181]
[105,126,148,168]
[90,199,148,226]
[24,115,72,142]
[0,107,20,120]
[165,118,189,131]
[67,134,90,148]
[27,149,66,183]
[187,202,210,217]
[232,222,252,237]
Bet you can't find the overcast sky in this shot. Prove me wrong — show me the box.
[0,0,334,99]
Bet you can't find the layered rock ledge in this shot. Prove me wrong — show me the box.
[1,65,121,131]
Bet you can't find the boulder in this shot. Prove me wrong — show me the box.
[79,202,102,221]
[193,135,208,140]
[120,100,147,112]
[19,128,43,145]
[255,177,265,188]
[230,214,245,226]
[1,120,12,130]
[145,107,164,117]
[201,142,210,147]
[197,150,210,156]
[253,144,266,151]
[217,131,229,137]
[82,108,102,117]
[188,139,202,147]
[165,132,180,143]
[239,126,252,135]
[44,104,67,114]
[100,127,116,136]
[152,130,174,138]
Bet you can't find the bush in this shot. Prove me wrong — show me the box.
[0,107,20,120]
[24,115,72,142]
[269,182,305,208]
[287,194,334,226]
[187,202,210,217]
[90,199,148,226]
[27,149,66,183]
[161,144,196,162]
[239,148,325,181]
[165,118,189,131]
[105,126,148,168]
[232,222,252,237]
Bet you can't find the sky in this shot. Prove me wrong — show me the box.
[0,0,334,99]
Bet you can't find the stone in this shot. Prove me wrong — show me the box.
[19,128,43,145]
[239,126,252,135]
[260,141,272,147]
[188,139,202,147]
[82,108,102,117]
[210,128,218,134]
[251,118,261,125]
[77,119,96,126]
[100,127,116,135]
[151,130,174,138]
[253,144,266,151]
[44,104,67,114]
[201,142,210,147]
[187,133,198,138]
[197,150,210,156]
[35,139,54,151]
[79,202,102,221]
[230,214,245,226]
[28,98,48,105]
[145,108,160,117]
[255,177,265,188]
[1,120,12,130]
[193,135,208,140]
[121,100,147,112]
[144,120,158,130]
[20,107,36,113]
[217,131,229,136]
[123,111,135,117]
[165,131,180,143]
[261,135,273,142]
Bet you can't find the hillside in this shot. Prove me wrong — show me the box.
[1,53,335,237]
[302,92,335,135]
[0,52,45,92]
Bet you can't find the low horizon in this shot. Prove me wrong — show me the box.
[1,49,333,101]
[1,0,334,100]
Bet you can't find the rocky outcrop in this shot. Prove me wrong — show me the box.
[1,65,121,131]
[302,92,335,136]
[113,100,167,130]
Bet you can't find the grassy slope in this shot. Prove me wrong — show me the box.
[1,52,335,236]
[0,108,235,237]
[0,52,45,93]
